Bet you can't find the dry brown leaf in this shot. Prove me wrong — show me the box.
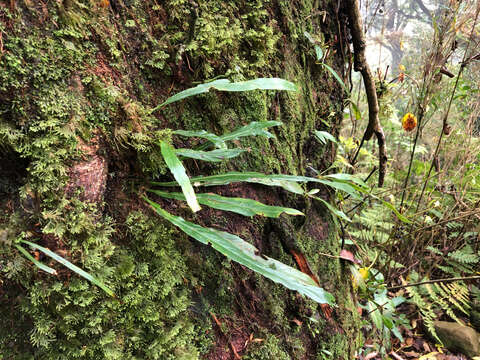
[291,318,302,326]
[339,249,360,264]
[364,351,378,360]
[403,350,420,358]
[390,351,405,360]
[290,249,320,285]
[405,338,414,347]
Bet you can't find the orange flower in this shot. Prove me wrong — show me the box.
[402,113,417,132]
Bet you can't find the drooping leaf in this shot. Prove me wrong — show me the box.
[173,129,227,149]
[154,79,230,109]
[145,197,334,305]
[368,300,383,330]
[382,314,394,329]
[151,78,297,111]
[309,194,351,222]
[15,244,57,275]
[314,130,337,145]
[391,325,404,342]
[304,31,324,61]
[323,173,368,188]
[175,121,282,152]
[149,190,304,218]
[20,240,114,297]
[211,78,297,92]
[379,199,411,224]
[321,63,350,95]
[160,140,201,212]
[315,179,363,199]
[175,148,245,162]
[220,121,282,141]
[368,193,411,224]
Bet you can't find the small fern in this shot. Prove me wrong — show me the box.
[425,283,460,322]
[404,280,441,343]
[404,274,471,343]
[434,244,479,276]
[348,204,395,265]
[448,245,478,264]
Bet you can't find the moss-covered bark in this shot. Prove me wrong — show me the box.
[0,0,360,359]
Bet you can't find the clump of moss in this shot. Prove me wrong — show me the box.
[1,210,205,359]
[164,0,279,77]
[244,333,291,360]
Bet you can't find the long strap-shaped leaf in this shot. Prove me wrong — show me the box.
[151,78,297,112]
[173,130,227,149]
[175,148,245,162]
[220,121,282,141]
[175,121,282,152]
[160,140,201,212]
[145,197,334,305]
[149,190,304,218]
[152,171,363,197]
[153,172,305,194]
[16,244,57,275]
[20,240,114,297]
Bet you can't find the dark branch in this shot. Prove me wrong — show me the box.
[346,0,387,187]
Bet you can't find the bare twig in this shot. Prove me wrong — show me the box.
[346,0,387,187]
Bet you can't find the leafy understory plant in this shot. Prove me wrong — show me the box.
[145,78,369,305]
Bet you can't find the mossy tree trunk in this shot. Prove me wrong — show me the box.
[0,1,360,359]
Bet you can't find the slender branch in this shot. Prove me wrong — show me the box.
[346,0,387,187]
[388,275,480,291]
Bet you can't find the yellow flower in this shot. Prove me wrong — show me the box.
[351,267,370,290]
[359,267,370,280]
[402,113,417,132]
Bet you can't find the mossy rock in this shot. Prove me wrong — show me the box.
[434,321,480,358]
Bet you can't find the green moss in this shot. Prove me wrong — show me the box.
[165,0,279,77]
[244,333,291,360]
[0,0,359,358]
[1,210,208,359]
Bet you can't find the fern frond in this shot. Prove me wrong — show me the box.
[441,282,469,313]
[426,283,459,323]
[448,246,478,264]
[426,246,443,256]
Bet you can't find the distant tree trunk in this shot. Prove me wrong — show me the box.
[0,1,360,359]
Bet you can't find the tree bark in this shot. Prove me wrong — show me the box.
[0,1,360,359]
